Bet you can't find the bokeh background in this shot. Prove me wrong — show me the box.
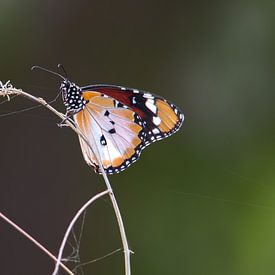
[0,0,275,274]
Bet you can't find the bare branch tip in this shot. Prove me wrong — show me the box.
[0,80,15,100]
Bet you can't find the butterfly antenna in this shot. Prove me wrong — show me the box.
[31,65,66,80]
[57,64,68,79]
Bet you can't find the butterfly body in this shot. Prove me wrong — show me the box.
[60,80,184,175]
[60,81,87,114]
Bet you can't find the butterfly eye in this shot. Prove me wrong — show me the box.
[60,83,65,89]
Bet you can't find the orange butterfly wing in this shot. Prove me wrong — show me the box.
[81,85,184,145]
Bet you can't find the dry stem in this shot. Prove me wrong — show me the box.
[0,81,131,275]
[0,211,73,275]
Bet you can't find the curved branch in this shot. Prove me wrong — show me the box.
[52,190,109,275]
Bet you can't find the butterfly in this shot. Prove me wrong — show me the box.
[32,65,184,174]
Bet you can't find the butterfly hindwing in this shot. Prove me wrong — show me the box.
[74,91,146,174]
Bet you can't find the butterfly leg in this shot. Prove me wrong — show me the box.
[57,112,73,127]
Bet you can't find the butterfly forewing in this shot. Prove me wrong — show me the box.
[81,85,184,145]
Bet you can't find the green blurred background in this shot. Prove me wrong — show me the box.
[1,0,275,274]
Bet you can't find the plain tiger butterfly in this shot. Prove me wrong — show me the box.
[32,65,184,175]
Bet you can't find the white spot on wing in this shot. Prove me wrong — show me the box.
[153,116,161,126]
[143,93,154,99]
[152,128,160,134]
[145,99,157,113]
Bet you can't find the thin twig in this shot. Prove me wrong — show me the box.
[73,247,122,270]
[0,211,73,275]
[52,190,109,275]
[0,81,131,275]
[82,114,132,275]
